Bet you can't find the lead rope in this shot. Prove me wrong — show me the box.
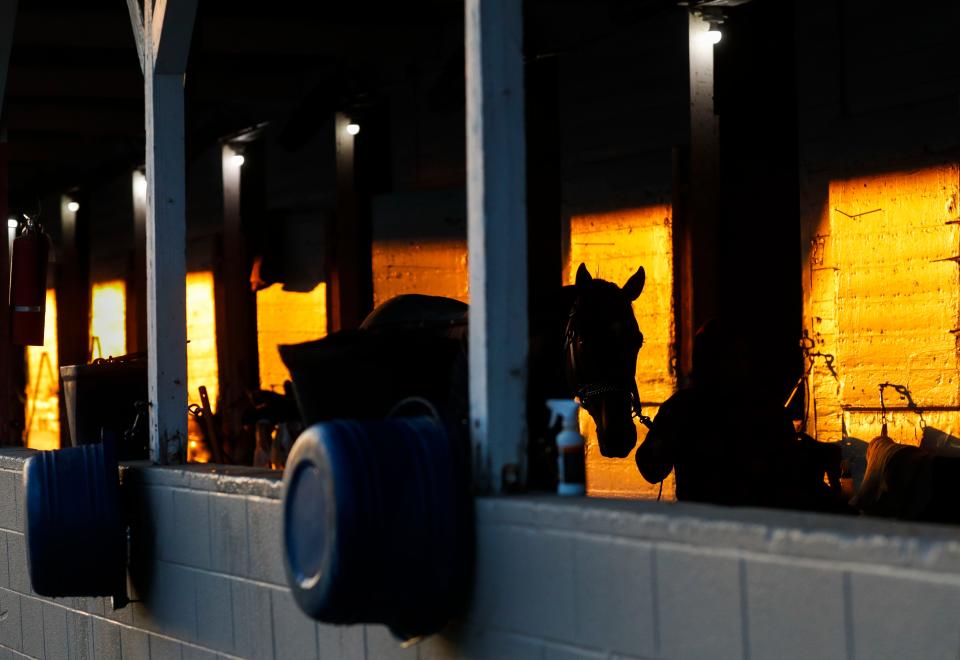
[630,381,662,500]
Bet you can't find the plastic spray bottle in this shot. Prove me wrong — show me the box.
[546,399,586,496]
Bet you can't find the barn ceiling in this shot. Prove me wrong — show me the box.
[3,0,683,210]
[2,0,464,210]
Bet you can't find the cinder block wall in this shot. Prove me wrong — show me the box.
[1,448,960,660]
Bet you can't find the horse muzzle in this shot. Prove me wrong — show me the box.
[588,390,638,458]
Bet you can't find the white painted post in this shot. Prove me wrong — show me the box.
[0,1,16,447]
[687,12,720,328]
[465,0,528,493]
[127,0,198,463]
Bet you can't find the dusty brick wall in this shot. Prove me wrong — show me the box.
[370,189,468,307]
[255,284,328,394]
[804,167,960,446]
[1,449,959,659]
[797,2,960,450]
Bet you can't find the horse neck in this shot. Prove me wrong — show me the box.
[528,284,578,400]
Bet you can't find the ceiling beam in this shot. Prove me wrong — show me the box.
[5,66,142,99]
[13,11,134,50]
[5,102,143,135]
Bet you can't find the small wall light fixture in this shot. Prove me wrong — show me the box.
[346,122,360,136]
[691,4,726,46]
[229,153,245,168]
[66,201,80,213]
[7,217,17,229]
[704,23,722,44]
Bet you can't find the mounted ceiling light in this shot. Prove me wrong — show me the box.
[704,23,722,44]
[692,5,726,46]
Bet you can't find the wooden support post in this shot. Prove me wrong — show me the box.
[524,55,562,322]
[0,139,12,446]
[0,0,16,445]
[465,0,529,493]
[128,170,148,353]
[328,112,375,332]
[686,12,720,335]
[217,142,258,437]
[0,0,15,114]
[127,0,198,464]
[55,196,89,447]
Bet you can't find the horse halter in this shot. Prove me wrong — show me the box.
[563,302,653,429]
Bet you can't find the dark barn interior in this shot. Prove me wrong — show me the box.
[4,0,960,499]
[6,2,960,660]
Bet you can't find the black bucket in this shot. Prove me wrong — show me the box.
[24,439,126,598]
[282,416,472,640]
[60,355,148,460]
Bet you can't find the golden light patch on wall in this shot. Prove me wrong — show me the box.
[186,271,219,407]
[25,289,59,450]
[566,205,677,499]
[186,271,219,463]
[371,239,469,307]
[806,165,960,445]
[89,280,126,360]
[257,283,327,393]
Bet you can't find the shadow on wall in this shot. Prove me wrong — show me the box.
[125,477,206,639]
[919,426,960,457]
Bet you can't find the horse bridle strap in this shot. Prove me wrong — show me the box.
[575,381,653,430]
[576,383,622,399]
[565,301,653,429]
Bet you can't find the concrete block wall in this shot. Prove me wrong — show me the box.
[2,448,960,659]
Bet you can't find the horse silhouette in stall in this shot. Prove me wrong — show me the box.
[280,262,649,490]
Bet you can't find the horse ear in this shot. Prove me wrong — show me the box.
[575,263,593,289]
[622,266,645,301]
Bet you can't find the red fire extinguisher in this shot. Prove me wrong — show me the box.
[10,215,50,346]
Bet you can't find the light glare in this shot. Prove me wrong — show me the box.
[134,173,147,197]
[702,28,722,45]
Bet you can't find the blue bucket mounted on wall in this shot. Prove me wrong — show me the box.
[24,439,126,599]
[282,415,472,640]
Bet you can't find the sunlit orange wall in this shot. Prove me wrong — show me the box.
[186,271,219,408]
[186,271,219,462]
[88,275,220,460]
[25,289,59,450]
[371,239,468,307]
[257,283,327,393]
[567,206,677,499]
[90,280,126,360]
[804,165,960,445]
